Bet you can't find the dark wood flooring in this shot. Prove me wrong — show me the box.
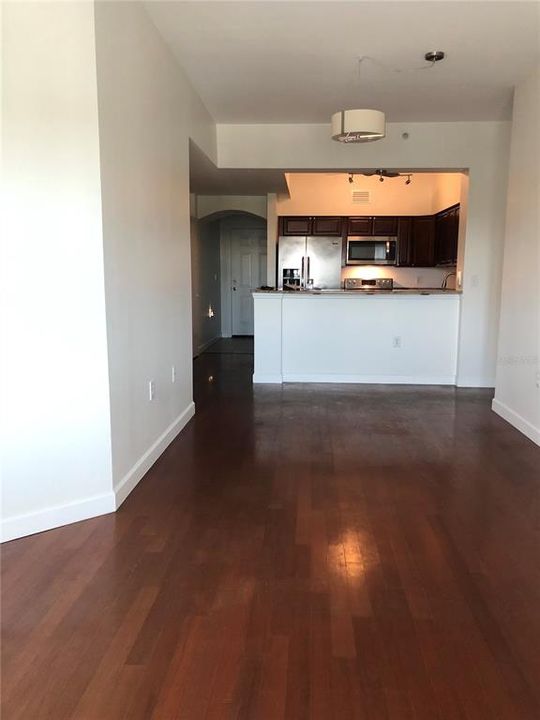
[203,336,254,355]
[2,348,540,719]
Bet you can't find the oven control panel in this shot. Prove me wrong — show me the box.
[344,277,393,291]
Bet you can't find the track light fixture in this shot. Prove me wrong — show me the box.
[348,170,414,185]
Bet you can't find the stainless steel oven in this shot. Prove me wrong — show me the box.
[346,236,397,265]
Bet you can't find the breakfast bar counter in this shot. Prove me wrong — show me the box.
[253,290,461,385]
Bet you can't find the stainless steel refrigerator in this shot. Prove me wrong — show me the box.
[278,236,342,289]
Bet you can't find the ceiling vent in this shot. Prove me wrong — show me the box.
[351,190,370,204]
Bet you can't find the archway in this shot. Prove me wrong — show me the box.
[191,210,267,357]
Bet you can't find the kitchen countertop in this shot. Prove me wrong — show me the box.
[253,288,461,296]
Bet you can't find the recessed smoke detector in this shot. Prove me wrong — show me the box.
[424,50,445,63]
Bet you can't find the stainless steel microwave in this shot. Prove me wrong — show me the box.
[346,236,397,265]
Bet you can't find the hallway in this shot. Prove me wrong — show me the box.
[2,348,540,719]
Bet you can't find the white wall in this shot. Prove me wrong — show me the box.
[218,121,511,386]
[197,195,266,220]
[191,219,221,355]
[277,172,462,216]
[94,2,216,505]
[432,173,463,213]
[254,293,460,385]
[1,2,114,541]
[493,66,540,445]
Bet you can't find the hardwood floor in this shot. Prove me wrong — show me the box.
[2,349,540,719]
[203,336,254,355]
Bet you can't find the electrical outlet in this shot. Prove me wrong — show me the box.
[148,380,155,401]
[457,270,463,288]
[171,365,176,383]
[392,336,402,348]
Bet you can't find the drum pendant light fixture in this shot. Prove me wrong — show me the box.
[331,56,385,143]
[331,52,446,144]
[331,109,386,143]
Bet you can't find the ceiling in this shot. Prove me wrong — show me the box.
[145,1,539,124]
[189,141,289,195]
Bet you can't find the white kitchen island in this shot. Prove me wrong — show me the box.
[253,290,462,385]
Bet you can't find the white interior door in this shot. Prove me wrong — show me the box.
[231,230,266,335]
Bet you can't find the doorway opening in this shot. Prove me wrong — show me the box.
[190,210,266,359]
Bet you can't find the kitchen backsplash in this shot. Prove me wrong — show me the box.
[341,265,457,290]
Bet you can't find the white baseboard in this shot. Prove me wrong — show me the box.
[1,403,196,544]
[114,402,195,508]
[253,373,283,384]
[492,398,540,446]
[281,373,457,385]
[1,491,116,544]
[457,376,495,388]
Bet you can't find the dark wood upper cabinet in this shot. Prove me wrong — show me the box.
[280,216,312,236]
[372,216,398,236]
[449,207,459,261]
[279,208,458,269]
[312,217,343,236]
[280,216,344,236]
[411,216,436,267]
[435,204,459,266]
[435,214,448,265]
[397,217,412,266]
[347,217,373,236]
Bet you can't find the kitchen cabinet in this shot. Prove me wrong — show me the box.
[411,216,436,267]
[347,216,398,236]
[279,208,458,267]
[280,216,344,236]
[435,204,459,265]
[311,216,343,236]
[397,217,412,266]
[347,217,373,235]
[372,216,398,236]
[280,216,312,235]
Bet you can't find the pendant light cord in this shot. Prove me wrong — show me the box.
[358,55,439,75]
